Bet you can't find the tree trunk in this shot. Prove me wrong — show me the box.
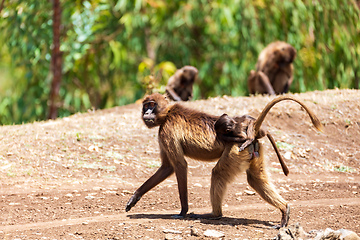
[48,0,62,119]
[0,0,5,14]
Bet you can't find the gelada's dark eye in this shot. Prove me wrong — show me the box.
[148,102,155,108]
[144,101,156,111]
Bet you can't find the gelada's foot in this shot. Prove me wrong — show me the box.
[125,194,140,212]
[273,203,290,229]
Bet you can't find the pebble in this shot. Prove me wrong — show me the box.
[204,229,225,238]
[163,229,182,234]
[190,227,200,236]
[244,190,256,195]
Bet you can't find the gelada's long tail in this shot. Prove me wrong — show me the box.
[254,96,323,136]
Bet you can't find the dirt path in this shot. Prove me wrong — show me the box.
[2,197,360,233]
[1,89,359,239]
[1,172,359,239]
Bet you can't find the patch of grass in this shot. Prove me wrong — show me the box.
[333,165,355,173]
[76,132,81,141]
[7,171,16,177]
[276,142,295,151]
[25,169,33,176]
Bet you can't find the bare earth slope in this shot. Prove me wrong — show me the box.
[0,89,359,239]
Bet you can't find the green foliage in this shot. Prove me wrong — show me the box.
[138,59,177,94]
[0,0,359,124]
[0,1,53,123]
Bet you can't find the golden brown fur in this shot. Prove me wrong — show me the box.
[214,113,289,175]
[215,114,260,151]
[166,65,198,101]
[215,114,255,142]
[126,93,323,228]
[248,41,296,95]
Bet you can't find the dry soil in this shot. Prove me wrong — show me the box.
[0,89,359,239]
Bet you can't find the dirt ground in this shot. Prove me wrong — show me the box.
[0,89,359,239]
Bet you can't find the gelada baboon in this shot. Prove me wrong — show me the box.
[125,93,322,228]
[248,41,297,95]
[165,65,198,101]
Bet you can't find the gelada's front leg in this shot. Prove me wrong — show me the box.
[171,161,189,219]
[125,163,174,212]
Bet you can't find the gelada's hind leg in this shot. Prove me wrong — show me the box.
[191,144,252,219]
[246,142,290,228]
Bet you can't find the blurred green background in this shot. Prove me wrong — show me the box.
[0,0,359,124]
